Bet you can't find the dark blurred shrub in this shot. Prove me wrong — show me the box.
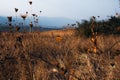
[75,16,120,37]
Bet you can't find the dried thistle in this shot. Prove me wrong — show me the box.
[40,11,42,13]
[26,12,28,14]
[7,16,12,22]
[29,22,33,28]
[32,14,36,16]
[89,16,98,53]
[15,8,18,13]
[92,16,96,21]
[29,0,32,5]
[8,23,12,26]
[115,13,119,18]
[21,15,27,20]
[29,22,33,32]
[97,16,100,18]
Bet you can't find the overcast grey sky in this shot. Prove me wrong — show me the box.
[0,0,119,20]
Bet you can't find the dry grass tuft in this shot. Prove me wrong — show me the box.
[0,29,120,80]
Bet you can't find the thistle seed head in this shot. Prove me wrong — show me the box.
[15,8,18,12]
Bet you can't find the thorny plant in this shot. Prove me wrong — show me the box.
[88,16,120,55]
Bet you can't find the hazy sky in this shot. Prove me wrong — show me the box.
[0,0,119,20]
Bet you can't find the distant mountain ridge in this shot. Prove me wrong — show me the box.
[0,16,76,28]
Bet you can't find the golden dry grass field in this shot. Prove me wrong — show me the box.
[0,29,120,80]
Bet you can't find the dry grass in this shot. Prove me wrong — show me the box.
[0,29,120,80]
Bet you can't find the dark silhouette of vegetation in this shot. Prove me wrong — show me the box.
[75,16,120,37]
[7,16,13,32]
